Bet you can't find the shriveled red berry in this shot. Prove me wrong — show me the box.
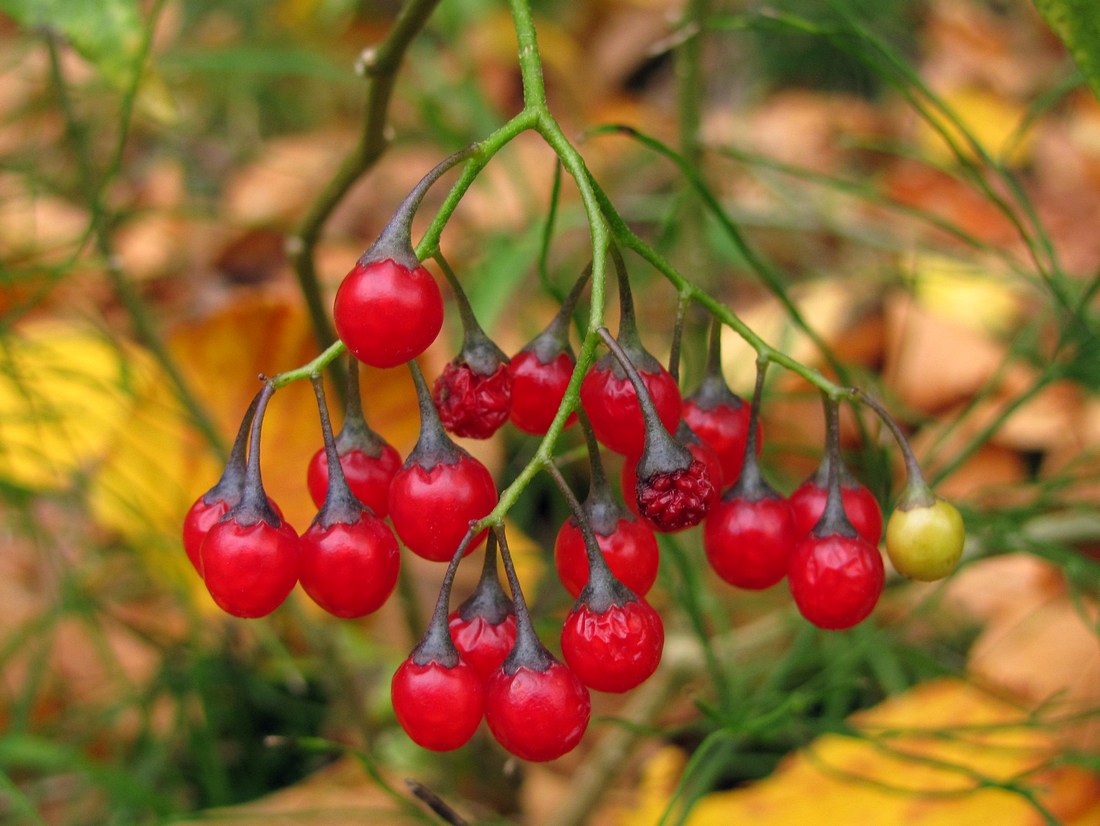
[509,349,577,435]
[636,458,715,532]
[433,361,513,439]
[202,518,300,618]
[391,657,485,751]
[334,259,443,369]
[704,493,797,590]
[449,612,517,682]
[580,360,681,457]
[622,434,722,528]
[554,515,658,599]
[485,661,591,761]
[306,444,400,517]
[561,598,663,693]
[299,512,399,618]
[788,533,884,630]
[790,474,883,546]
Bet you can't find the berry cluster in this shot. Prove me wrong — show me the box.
[182,152,966,763]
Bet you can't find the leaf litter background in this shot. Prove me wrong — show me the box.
[3,0,1100,823]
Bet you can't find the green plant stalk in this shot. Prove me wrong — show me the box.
[288,0,444,352]
[44,7,228,457]
[589,124,850,386]
[585,170,848,398]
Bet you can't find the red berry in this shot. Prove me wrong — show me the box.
[580,360,681,457]
[560,598,664,693]
[391,657,485,751]
[788,533,884,630]
[554,515,659,599]
[389,456,497,561]
[183,495,230,575]
[433,361,513,439]
[485,661,591,761]
[704,493,797,590]
[682,396,759,487]
[790,475,883,545]
[635,458,715,532]
[333,259,443,369]
[306,444,401,518]
[509,349,577,435]
[448,612,518,682]
[299,512,399,618]
[201,517,300,618]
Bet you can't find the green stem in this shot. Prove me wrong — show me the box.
[46,5,226,456]
[288,0,444,352]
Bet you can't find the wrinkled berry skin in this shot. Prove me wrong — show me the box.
[554,516,659,598]
[433,361,514,440]
[299,514,400,618]
[704,494,797,590]
[485,662,591,762]
[561,600,664,693]
[391,658,485,751]
[448,611,518,682]
[622,441,722,527]
[306,444,401,518]
[636,459,715,532]
[201,518,300,618]
[509,350,576,435]
[388,457,497,561]
[789,479,883,546]
[334,259,444,369]
[788,533,884,630]
[580,362,681,457]
[682,398,758,487]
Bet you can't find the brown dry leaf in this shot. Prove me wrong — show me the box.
[223,132,351,228]
[172,756,419,825]
[613,678,1100,825]
[943,555,1100,750]
[0,172,89,262]
[881,290,1007,414]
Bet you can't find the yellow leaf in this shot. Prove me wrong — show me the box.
[0,322,146,490]
[918,87,1033,167]
[616,678,1100,825]
[910,253,1024,336]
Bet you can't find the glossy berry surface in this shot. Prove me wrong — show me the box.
[299,513,400,618]
[388,456,498,561]
[183,496,231,576]
[333,259,444,368]
[391,658,485,751]
[635,459,715,532]
[432,361,513,439]
[885,498,965,581]
[554,516,659,599]
[201,518,300,618]
[485,662,591,762]
[704,494,797,590]
[509,350,576,435]
[561,599,664,693]
[306,444,401,517]
[580,362,682,457]
[682,397,757,487]
[788,533,884,630]
[789,477,883,546]
[448,611,518,682]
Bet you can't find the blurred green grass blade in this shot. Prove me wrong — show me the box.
[1034,0,1100,101]
[1,0,144,90]
[0,734,170,813]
